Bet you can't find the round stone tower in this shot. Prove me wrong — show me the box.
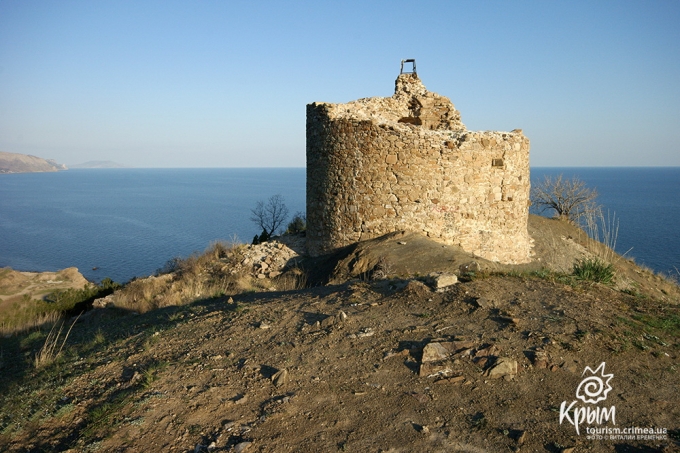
[306,72,532,264]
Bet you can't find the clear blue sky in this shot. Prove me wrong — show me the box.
[1,0,678,167]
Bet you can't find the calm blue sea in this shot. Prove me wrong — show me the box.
[0,167,678,283]
[0,168,305,283]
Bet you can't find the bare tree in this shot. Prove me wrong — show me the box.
[531,174,599,223]
[250,194,290,238]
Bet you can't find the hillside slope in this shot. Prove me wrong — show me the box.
[0,151,67,173]
[0,218,678,452]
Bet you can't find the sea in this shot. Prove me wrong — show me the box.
[0,167,678,283]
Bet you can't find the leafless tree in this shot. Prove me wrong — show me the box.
[250,194,290,238]
[531,174,599,223]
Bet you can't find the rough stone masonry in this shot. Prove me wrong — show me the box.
[306,71,533,264]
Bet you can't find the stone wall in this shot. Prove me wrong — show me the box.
[306,73,533,264]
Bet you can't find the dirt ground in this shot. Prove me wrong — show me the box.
[0,216,678,453]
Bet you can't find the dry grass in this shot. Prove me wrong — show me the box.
[273,267,308,291]
[0,309,62,337]
[582,208,623,264]
[666,267,680,286]
[112,241,258,313]
[33,314,81,368]
[1,279,118,336]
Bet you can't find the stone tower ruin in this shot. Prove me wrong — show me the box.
[306,66,533,264]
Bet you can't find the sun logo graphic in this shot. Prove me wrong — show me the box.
[559,362,616,434]
[575,362,613,404]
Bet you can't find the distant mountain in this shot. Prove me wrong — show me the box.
[69,161,129,169]
[0,151,67,174]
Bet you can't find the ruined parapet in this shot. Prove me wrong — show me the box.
[306,70,532,264]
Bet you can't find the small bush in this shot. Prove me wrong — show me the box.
[285,212,306,234]
[156,257,182,275]
[207,241,230,259]
[573,258,615,284]
[252,229,271,244]
[258,229,270,244]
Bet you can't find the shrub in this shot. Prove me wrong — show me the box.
[44,279,119,310]
[573,258,615,284]
[285,212,306,234]
[156,257,183,275]
[369,256,392,280]
[258,229,270,244]
[207,241,230,259]
[252,229,270,244]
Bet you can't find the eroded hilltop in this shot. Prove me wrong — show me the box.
[0,215,678,453]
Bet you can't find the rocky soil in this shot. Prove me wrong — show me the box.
[0,217,678,453]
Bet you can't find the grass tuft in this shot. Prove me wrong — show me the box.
[573,258,615,284]
[33,314,81,368]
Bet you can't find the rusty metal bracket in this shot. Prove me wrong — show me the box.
[400,59,416,74]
